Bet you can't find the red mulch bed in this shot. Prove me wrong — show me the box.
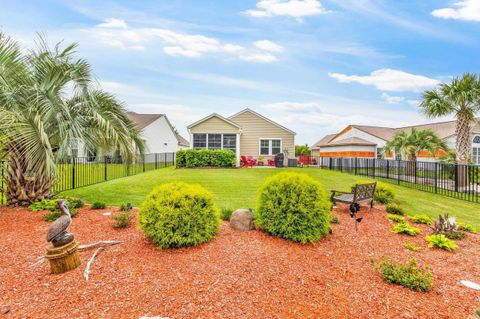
[1,205,479,319]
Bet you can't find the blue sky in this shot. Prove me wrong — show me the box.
[1,0,480,144]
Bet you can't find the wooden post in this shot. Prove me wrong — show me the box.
[45,239,81,274]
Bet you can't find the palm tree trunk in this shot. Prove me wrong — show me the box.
[5,154,52,206]
[456,111,471,189]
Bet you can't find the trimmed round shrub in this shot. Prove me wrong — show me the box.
[255,172,331,243]
[350,179,395,204]
[138,182,220,248]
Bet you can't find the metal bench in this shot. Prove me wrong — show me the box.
[330,182,376,218]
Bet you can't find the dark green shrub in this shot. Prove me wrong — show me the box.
[220,207,234,221]
[350,180,395,204]
[138,182,220,248]
[65,196,84,209]
[119,203,132,212]
[330,215,339,224]
[29,199,57,212]
[375,258,433,292]
[113,212,133,228]
[410,214,432,225]
[425,234,457,251]
[255,172,331,243]
[42,210,62,222]
[386,203,404,215]
[387,214,405,223]
[176,149,236,168]
[91,201,106,209]
[391,222,420,236]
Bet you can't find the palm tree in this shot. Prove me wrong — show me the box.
[0,33,144,206]
[420,73,480,164]
[383,129,447,175]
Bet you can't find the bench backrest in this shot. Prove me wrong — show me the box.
[353,182,377,202]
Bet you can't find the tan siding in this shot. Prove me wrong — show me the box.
[190,116,240,134]
[311,149,320,157]
[230,110,295,158]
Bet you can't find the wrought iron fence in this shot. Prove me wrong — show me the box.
[0,153,175,206]
[299,156,480,203]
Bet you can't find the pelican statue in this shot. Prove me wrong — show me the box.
[46,200,74,247]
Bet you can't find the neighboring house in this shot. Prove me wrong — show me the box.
[72,112,189,160]
[187,108,296,166]
[311,119,480,163]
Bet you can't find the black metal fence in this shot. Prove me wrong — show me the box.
[300,156,480,203]
[0,153,175,205]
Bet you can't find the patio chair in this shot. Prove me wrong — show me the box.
[330,182,376,219]
[241,156,254,168]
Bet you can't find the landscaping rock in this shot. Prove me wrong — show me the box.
[229,209,254,231]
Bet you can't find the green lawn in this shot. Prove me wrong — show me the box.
[63,167,480,229]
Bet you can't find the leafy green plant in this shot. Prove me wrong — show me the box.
[91,201,106,209]
[350,180,395,204]
[64,196,84,209]
[410,214,432,225]
[42,210,62,222]
[330,215,339,224]
[403,242,421,252]
[375,258,433,292]
[220,207,234,221]
[386,203,405,215]
[176,149,236,168]
[387,214,405,223]
[425,234,457,251]
[138,182,220,249]
[457,221,475,233]
[29,199,57,212]
[391,222,420,236]
[119,203,132,212]
[255,172,331,243]
[113,212,133,228]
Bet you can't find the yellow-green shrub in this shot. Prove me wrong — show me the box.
[350,179,395,204]
[138,182,220,248]
[255,172,331,243]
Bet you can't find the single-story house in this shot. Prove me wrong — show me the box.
[72,112,189,160]
[311,119,480,163]
[187,108,296,166]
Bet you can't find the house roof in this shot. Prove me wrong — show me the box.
[352,125,397,141]
[187,113,242,129]
[128,111,189,146]
[326,137,376,147]
[127,112,163,130]
[311,134,336,149]
[228,108,296,135]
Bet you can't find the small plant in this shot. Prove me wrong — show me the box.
[220,207,234,221]
[65,196,84,209]
[375,258,433,292]
[386,203,404,215]
[119,203,133,212]
[29,199,57,212]
[425,234,457,251]
[91,201,106,209]
[330,215,339,224]
[350,180,395,204]
[113,212,133,228]
[42,210,62,222]
[457,221,475,233]
[387,214,405,223]
[432,214,464,240]
[410,214,432,225]
[476,309,480,317]
[403,242,421,252]
[391,222,420,236]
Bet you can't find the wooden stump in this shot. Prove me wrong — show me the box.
[45,239,81,274]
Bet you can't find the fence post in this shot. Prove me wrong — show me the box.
[340,158,343,172]
[372,159,376,178]
[397,160,401,185]
[172,152,175,167]
[72,157,76,190]
[104,156,107,181]
[354,157,358,175]
[386,160,390,179]
[434,162,438,194]
[155,153,158,169]
[454,163,458,192]
[329,157,332,170]
[143,154,146,172]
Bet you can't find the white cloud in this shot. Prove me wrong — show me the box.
[254,40,284,52]
[245,0,328,20]
[262,101,321,111]
[380,93,420,106]
[97,18,128,29]
[328,69,440,92]
[432,0,480,22]
[181,72,272,90]
[90,18,281,63]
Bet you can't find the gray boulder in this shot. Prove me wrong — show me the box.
[229,209,254,231]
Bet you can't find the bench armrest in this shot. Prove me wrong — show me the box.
[330,190,352,201]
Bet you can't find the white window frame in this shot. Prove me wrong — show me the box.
[258,138,283,156]
[192,133,236,153]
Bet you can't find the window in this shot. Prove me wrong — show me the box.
[193,134,206,149]
[259,139,282,156]
[376,148,383,159]
[208,134,221,150]
[473,136,480,144]
[473,147,480,164]
[223,134,236,153]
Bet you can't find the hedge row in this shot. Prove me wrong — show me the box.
[176,149,236,168]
